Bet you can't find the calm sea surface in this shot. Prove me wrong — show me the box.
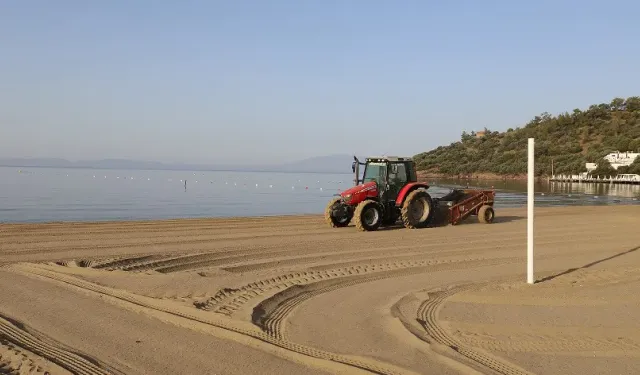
[1,167,639,223]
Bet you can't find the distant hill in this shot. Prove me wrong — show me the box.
[0,154,355,174]
[0,158,76,168]
[414,96,640,179]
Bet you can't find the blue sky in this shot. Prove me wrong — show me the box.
[1,1,639,165]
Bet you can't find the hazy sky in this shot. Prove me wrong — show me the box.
[2,1,639,165]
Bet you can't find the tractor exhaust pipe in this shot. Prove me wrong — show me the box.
[352,156,359,186]
[352,155,363,186]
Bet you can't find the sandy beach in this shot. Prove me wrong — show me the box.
[1,205,639,375]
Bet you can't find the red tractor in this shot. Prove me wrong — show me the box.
[324,156,496,231]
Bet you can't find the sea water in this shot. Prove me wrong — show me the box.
[1,167,638,223]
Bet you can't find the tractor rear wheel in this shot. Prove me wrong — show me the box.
[354,200,382,231]
[324,197,353,227]
[401,189,433,229]
[478,205,495,224]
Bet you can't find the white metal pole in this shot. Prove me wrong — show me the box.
[527,138,535,284]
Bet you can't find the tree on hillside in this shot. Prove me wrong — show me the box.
[611,97,625,110]
[626,97,640,112]
[630,158,640,175]
[617,157,640,175]
[591,159,617,177]
[413,96,640,177]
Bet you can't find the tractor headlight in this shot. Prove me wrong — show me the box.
[343,194,352,202]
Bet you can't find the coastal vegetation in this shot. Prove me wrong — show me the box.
[414,96,640,178]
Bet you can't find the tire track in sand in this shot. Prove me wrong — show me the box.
[195,240,609,317]
[250,257,523,341]
[77,226,622,276]
[0,339,69,375]
[66,245,427,274]
[221,231,619,274]
[47,237,522,274]
[199,256,520,316]
[413,283,536,375]
[0,314,122,375]
[251,253,607,374]
[7,263,419,375]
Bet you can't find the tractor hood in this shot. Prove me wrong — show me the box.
[340,181,376,197]
[340,181,378,204]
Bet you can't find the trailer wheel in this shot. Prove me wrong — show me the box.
[478,205,495,224]
[354,200,382,231]
[401,189,433,229]
[324,197,353,228]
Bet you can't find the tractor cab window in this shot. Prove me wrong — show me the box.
[388,163,408,196]
[363,163,387,185]
[389,163,407,184]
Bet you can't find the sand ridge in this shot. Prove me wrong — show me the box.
[0,313,118,375]
[0,341,69,375]
[1,205,640,374]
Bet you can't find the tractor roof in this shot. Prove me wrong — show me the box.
[365,156,413,162]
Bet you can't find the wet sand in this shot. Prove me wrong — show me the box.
[1,205,639,374]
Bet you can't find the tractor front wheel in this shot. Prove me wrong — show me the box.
[354,200,382,231]
[401,189,433,229]
[324,197,353,228]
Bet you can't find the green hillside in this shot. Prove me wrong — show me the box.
[414,96,640,178]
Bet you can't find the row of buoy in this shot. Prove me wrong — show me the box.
[16,171,347,185]
[16,171,342,192]
[90,176,338,190]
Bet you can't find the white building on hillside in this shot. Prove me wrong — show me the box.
[604,151,639,170]
[583,151,639,174]
[585,163,598,172]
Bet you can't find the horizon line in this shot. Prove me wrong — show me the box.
[1,163,353,175]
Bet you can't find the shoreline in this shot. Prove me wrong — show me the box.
[3,192,639,225]
[0,211,322,227]
[419,172,545,181]
[0,204,623,227]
